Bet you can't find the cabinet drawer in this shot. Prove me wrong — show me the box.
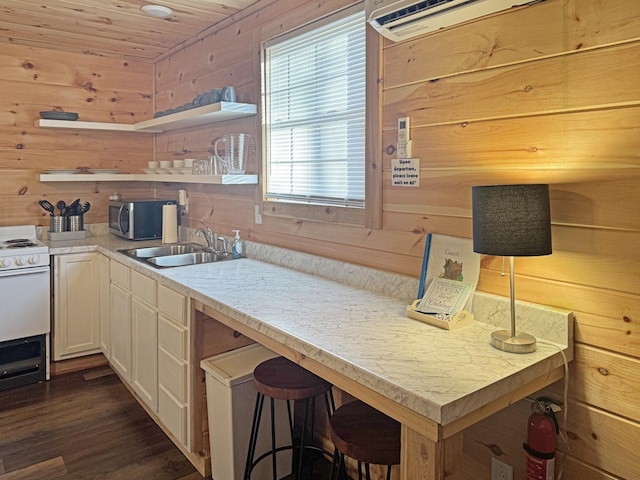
[110,260,130,289]
[158,346,187,403]
[158,315,187,360]
[158,386,188,446]
[158,285,187,326]
[131,270,156,306]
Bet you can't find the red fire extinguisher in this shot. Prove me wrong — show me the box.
[523,398,559,480]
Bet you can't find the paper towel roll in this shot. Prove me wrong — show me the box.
[162,204,178,244]
[178,189,187,206]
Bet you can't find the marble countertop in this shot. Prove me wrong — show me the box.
[47,235,571,426]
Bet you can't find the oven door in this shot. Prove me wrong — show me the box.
[0,267,50,343]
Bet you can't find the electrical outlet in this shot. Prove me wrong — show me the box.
[491,457,513,480]
[254,205,262,224]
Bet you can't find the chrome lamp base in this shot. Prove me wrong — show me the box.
[491,329,537,354]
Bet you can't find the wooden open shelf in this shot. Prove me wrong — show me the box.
[35,102,257,134]
[39,173,258,185]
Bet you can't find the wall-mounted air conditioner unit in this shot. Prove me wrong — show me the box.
[366,0,542,42]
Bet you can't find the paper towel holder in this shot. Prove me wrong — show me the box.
[178,189,189,215]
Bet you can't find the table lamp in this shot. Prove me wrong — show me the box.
[471,184,552,353]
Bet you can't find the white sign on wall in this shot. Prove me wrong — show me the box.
[391,158,420,187]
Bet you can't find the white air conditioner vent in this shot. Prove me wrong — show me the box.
[373,0,466,27]
[366,0,543,42]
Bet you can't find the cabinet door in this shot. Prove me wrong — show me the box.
[99,254,111,358]
[132,296,158,411]
[110,282,132,381]
[158,345,189,447]
[53,253,101,361]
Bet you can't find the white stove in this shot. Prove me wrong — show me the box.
[0,225,49,270]
[0,225,50,391]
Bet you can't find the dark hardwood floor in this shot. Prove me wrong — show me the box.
[0,366,202,480]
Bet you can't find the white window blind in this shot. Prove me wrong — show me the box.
[263,7,366,207]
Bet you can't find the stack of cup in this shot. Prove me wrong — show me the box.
[192,159,210,175]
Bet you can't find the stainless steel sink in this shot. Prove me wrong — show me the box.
[120,243,204,258]
[147,251,233,268]
[118,243,236,268]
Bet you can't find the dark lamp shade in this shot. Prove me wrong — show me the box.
[472,184,552,257]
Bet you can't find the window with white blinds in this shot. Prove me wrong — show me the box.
[263,6,366,207]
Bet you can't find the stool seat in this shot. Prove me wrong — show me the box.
[245,356,335,479]
[330,400,401,467]
[253,356,331,401]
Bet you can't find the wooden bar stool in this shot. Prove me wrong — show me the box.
[329,400,401,480]
[244,356,335,480]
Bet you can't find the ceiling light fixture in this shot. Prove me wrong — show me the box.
[140,4,173,18]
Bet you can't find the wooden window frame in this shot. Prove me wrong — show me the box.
[256,3,383,229]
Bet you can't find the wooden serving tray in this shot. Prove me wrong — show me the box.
[406,300,474,330]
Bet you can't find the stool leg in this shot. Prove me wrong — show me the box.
[329,447,339,480]
[331,454,346,480]
[386,465,392,480]
[365,462,371,480]
[286,399,294,440]
[325,388,336,416]
[357,460,363,480]
[295,397,310,479]
[270,398,277,480]
[244,392,265,480]
[308,396,317,477]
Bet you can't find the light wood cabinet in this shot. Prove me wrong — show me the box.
[157,284,190,448]
[131,270,158,411]
[132,296,158,410]
[109,260,132,381]
[104,261,190,449]
[99,253,111,357]
[53,253,101,361]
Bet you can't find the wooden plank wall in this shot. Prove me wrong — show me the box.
[0,0,633,477]
[153,0,640,478]
[0,43,155,228]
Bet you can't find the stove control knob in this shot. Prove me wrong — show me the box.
[15,257,25,266]
[28,255,40,265]
[0,258,8,268]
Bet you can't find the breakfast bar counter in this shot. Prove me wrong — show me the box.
[48,236,572,479]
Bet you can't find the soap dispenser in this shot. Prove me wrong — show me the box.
[231,230,243,259]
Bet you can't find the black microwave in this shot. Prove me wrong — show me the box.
[109,199,174,240]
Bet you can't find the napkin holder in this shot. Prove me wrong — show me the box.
[406,300,474,330]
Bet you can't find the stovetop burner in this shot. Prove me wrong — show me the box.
[0,226,49,256]
[0,238,43,250]
[4,241,39,248]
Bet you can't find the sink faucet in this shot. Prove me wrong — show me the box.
[196,220,228,254]
[196,220,217,251]
[216,235,228,254]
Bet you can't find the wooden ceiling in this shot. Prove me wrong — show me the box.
[0,0,259,61]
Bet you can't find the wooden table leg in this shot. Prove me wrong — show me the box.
[401,426,464,480]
